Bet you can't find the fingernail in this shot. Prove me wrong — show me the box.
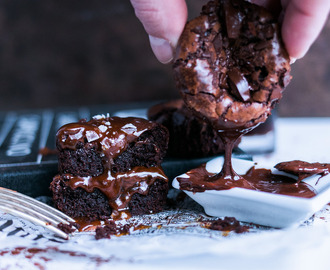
[149,35,174,64]
[290,57,297,64]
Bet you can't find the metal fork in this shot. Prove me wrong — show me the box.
[0,187,76,239]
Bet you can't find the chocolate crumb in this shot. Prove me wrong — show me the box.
[57,222,79,234]
[206,217,250,233]
[95,221,131,240]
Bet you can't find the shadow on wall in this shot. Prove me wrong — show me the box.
[0,0,328,116]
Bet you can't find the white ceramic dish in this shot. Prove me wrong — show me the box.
[172,157,330,228]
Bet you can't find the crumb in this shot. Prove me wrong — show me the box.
[95,221,131,240]
[57,222,79,234]
[206,217,250,233]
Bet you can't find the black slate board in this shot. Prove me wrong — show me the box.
[0,102,251,197]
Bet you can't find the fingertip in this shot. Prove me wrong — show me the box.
[149,35,174,64]
[290,57,297,64]
[281,0,330,60]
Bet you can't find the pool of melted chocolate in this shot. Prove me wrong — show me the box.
[177,162,316,198]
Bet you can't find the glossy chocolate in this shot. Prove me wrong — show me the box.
[275,160,330,182]
[147,99,241,158]
[174,0,291,185]
[60,166,167,219]
[53,115,168,219]
[57,116,157,167]
[178,164,316,198]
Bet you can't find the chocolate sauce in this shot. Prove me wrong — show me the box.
[74,217,103,231]
[208,130,255,189]
[57,116,157,169]
[54,115,168,219]
[174,0,292,189]
[178,163,316,198]
[275,160,330,182]
[60,166,167,219]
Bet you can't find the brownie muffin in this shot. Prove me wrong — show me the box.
[50,115,169,220]
[148,99,240,158]
[173,0,291,132]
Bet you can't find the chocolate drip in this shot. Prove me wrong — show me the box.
[173,0,291,187]
[206,131,254,189]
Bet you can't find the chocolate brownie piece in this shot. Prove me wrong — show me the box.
[51,115,169,220]
[148,99,240,158]
[51,175,168,220]
[56,116,169,176]
[173,0,291,132]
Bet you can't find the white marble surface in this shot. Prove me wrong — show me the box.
[1,117,330,270]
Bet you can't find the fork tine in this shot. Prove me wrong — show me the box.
[0,204,69,239]
[0,187,76,239]
[0,187,75,223]
[0,192,73,225]
[0,198,66,226]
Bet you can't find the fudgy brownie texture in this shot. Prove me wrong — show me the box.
[148,99,240,158]
[51,176,168,221]
[51,115,169,220]
[173,0,291,131]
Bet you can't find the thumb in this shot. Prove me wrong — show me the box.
[130,0,188,63]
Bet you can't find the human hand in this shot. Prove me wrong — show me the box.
[131,0,330,63]
[251,0,330,61]
[130,0,188,64]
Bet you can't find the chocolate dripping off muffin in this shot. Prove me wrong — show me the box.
[173,0,291,186]
[148,99,241,158]
[50,115,169,220]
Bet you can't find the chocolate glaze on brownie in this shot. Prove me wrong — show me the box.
[51,115,169,220]
[275,160,330,182]
[148,99,240,158]
[56,116,168,175]
[173,0,291,132]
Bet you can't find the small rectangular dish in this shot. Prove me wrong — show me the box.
[172,157,330,228]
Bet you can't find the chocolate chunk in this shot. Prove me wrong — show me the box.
[224,0,243,39]
[227,68,250,101]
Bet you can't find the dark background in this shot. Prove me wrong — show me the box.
[0,0,329,116]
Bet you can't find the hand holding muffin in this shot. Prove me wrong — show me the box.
[131,0,330,63]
